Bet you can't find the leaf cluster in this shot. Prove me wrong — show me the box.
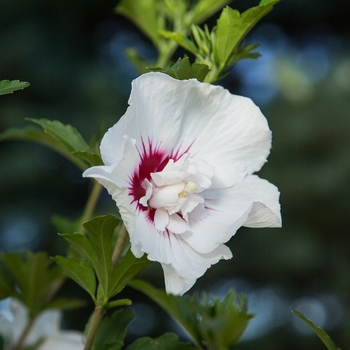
[0,252,83,317]
[116,0,232,75]
[129,280,253,349]
[116,0,279,83]
[53,215,151,305]
[160,0,279,82]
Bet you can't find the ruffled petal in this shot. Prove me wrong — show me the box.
[161,264,196,296]
[99,73,271,188]
[182,175,281,254]
[131,211,232,295]
[83,72,281,295]
[167,214,189,234]
[161,240,232,295]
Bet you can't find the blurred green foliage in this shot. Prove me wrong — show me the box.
[1,0,350,349]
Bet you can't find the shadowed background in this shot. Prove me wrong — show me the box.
[1,0,350,348]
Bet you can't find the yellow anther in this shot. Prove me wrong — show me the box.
[178,181,197,197]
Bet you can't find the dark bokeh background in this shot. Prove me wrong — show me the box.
[1,0,350,348]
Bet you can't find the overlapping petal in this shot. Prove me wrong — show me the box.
[83,72,281,295]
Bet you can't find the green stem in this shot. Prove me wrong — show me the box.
[79,180,103,235]
[84,306,105,350]
[156,40,178,68]
[112,225,128,268]
[12,315,36,350]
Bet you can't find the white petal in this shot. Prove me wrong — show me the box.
[85,176,137,244]
[139,179,153,207]
[161,264,196,296]
[167,214,189,234]
[162,240,232,295]
[99,73,271,190]
[84,135,139,189]
[182,175,281,254]
[149,183,184,208]
[171,81,271,178]
[154,208,169,231]
[131,212,232,295]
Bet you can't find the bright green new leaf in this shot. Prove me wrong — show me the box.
[292,310,340,350]
[159,31,198,55]
[214,1,279,65]
[116,0,159,44]
[192,0,233,24]
[108,249,151,298]
[53,256,96,300]
[0,80,29,95]
[161,57,210,82]
[92,309,135,350]
[259,0,278,5]
[126,333,195,350]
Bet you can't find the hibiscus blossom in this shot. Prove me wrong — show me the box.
[0,298,83,350]
[83,72,281,295]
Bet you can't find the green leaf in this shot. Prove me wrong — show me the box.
[59,233,97,266]
[108,249,151,298]
[0,126,86,170]
[159,31,198,56]
[214,2,279,65]
[197,291,253,348]
[26,118,102,168]
[160,57,209,82]
[0,80,30,95]
[27,118,91,154]
[72,150,103,167]
[129,280,202,347]
[129,281,252,349]
[83,215,121,297]
[192,0,233,24]
[53,256,96,300]
[292,310,340,350]
[126,333,195,350]
[93,309,135,350]
[116,0,159,44]
[0,252,64,315]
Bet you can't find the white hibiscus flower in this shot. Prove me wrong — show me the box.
[0,298,83,350]
[83,72,281,296]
